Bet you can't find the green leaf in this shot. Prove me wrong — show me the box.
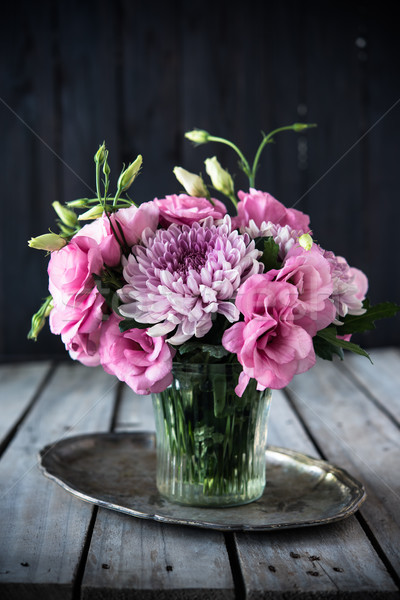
[255,236,281,272]
[313,334,344,361]
[316,327,372,362]
[178,342,230,360]
[339,299,400,335]
[93,273,121,312]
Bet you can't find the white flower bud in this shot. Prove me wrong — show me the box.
[205,156,234,197]
[173,166,209,197]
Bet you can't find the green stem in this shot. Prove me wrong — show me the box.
[207,135,252,180]
[228,193,238,210]
[250,123,317,187]
[113,189,122,207]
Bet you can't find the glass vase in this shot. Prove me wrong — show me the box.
[152,362,272,507]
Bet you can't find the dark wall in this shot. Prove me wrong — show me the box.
[1,0,399,362]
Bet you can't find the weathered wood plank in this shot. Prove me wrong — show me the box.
[267,389,320,457]
[81,382,235,599]
[0,363,117,599]
[234,387,398,598]
[288,356,400,579]
[113,385,154,433]
[344,347,400,425]
[82,511,235,600]
[0,362,52,447]
[236,519,398,599]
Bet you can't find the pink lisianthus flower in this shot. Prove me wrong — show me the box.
[48,288,105,364]
[266,245,336,336]
[66,329,102,367]
[48,235,107,355]
[114,201,159,247]
[48,229,112,366]
[99,314,175,394]
[154,194,227,227]
[48,236,104,306]
[118,215,262,345]
[74,214,122,267]
[222,275,316,395]
[237,189,310,233]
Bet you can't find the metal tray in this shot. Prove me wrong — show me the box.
[38,432,366,531]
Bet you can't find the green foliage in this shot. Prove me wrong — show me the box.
[255,236,281,272]
[178,342,231,363]
[314,298,399,362]
[315,327,371,362]
[339,299,400,335]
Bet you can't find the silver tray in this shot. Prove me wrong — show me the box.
[38,432,366,531]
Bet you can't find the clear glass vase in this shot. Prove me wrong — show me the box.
[152,362,272,507]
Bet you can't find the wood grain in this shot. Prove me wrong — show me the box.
[0,363,117,599]
[0,362,52,447]
[288,356,400,579]
[345,347,400,424]
[81,381,235,599]
[235,387,398,597]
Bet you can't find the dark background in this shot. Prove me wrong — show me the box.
[1,0,399,362]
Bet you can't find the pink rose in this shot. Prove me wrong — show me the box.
[49,289,104,342]
[223,275,316,394]
[154,194,227,226]
[48,235,108,366]
[65,329,102,366]
[99,314,175,394]
[237,188,310,232]
[114,201,159,247]
[74,214,121,266]
[266,245,336,336]
[48,236,103,306]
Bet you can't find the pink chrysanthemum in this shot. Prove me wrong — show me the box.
[118,216,262,344]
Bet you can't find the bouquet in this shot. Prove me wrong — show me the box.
[28,124,399,398]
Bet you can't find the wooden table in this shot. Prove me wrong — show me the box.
[1,347,400,599]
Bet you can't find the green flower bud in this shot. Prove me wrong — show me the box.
[52,201,77,228]
[66,198,91,208]
[28,233,67,252]
[173,166,209,197]
[77,205,105,220]
[293,123,317,132]
[298,233,313,251]
[117,155,142,192]
[94,142,106,165]
[103,160,111,177]
[185,129,210,144]
[204,156,234,197]
[27,296,53,341]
